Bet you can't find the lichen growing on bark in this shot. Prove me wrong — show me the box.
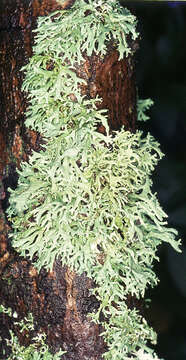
[5,1,181,359]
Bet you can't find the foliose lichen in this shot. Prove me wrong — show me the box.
[6,1,181,359]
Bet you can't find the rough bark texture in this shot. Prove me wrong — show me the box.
[0,1,138,359]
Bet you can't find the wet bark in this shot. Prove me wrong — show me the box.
[0,0,138,359]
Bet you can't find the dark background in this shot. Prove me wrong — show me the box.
[121,2,186,359]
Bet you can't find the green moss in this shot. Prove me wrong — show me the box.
[6,1,181,359]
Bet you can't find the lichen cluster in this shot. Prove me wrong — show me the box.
[6,1,180,359]
[0,305,65,359]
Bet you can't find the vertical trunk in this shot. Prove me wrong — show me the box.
[0,1,138,359]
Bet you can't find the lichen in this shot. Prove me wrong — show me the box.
[0,305,65,359]
[6,1,181,359]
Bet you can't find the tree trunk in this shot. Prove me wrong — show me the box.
[0,1,138,359]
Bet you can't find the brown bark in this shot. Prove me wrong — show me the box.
[0,1,138,359]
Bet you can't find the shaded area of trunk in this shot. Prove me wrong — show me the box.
[0,1,138,359]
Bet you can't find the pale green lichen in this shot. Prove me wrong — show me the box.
[0,306,65,359]
[6,1,181,359]
[137,98,154,122]
[32,0,138,63]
